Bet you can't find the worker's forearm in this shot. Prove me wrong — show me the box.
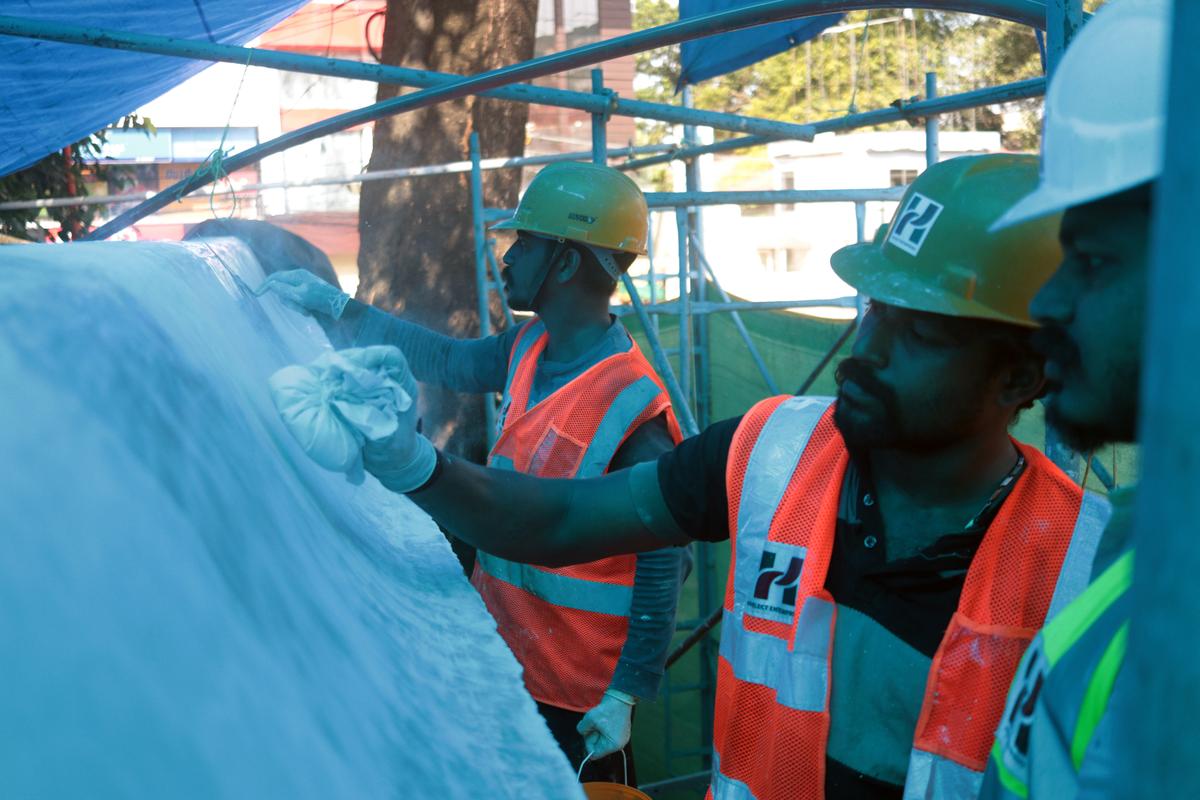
[407,455,683,567]
[339,300,509,393]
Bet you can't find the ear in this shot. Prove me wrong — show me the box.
[554,246,582,284]
[997,353,1046,411]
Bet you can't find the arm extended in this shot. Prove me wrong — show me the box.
[408,455,688,567]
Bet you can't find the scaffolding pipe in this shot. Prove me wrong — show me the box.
[468,133,497,444]
[646,187,907,207]
[619,76,1047,172]
[0,144,676,213]
[77,0,1057,239]
[591,69,608,165]
[925,72,940,167]
[689,234,782,395]
[1044,0,1084,76]
[674,207,693,419]
[620,273,700,437]
[0,16,817,143]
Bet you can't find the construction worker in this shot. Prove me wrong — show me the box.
[257,162,687,786]
[344,153,1110,799]
[980,1,1167,796]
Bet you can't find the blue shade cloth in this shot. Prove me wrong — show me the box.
[0,0,307,178]
[678,0,843,87]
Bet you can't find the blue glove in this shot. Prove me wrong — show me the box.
[576,689,635,759]
[255,268,351,319]
[348,346,439,494]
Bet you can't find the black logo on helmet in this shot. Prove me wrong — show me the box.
[568,212,597,224]
[888,191,944,256]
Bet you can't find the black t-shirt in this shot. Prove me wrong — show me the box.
[655,415,1022,799]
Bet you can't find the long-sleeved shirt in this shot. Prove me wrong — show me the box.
[323,299,688,700]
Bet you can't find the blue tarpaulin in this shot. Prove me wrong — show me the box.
[0,0,307,178]
[679,0,843,87]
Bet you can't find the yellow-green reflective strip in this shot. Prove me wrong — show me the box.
[1043,550,1133,665]
[1070,622,1129,770]
[989,739,1030,799]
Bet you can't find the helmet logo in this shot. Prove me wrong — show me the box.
[567,212,596,225]
[888,192,944,256]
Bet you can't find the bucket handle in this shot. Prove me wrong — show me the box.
[576,749,629,786]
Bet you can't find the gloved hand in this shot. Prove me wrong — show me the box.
[254,268,351,320]
[346,346,439,494]
[576,689,636,760]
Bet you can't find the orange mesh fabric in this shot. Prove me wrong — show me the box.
[714,400,843,800]
[717,400,1087,797]
[475,324,682,711]
[471,569,631,711]
[912,441,1083,771]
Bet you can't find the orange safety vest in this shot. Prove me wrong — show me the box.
[708,396,1109,800]
[471,319,683,712]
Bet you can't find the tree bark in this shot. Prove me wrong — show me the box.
[358,0,536,461]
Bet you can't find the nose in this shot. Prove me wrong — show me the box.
[1028,259,1076,326]
[501,241,518,267]
[849,306,891,369]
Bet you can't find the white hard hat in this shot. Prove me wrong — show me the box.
[993,0,1170,230]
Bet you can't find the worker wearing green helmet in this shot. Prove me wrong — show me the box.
[258,161,688,787]
[335,152,1110,800]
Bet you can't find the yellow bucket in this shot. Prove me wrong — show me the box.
[581,782,652,800]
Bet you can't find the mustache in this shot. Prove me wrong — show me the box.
[1030,324,1079,366]
[834,358,895,404]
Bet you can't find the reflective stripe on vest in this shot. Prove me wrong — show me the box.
[715,395,1104,800]
[710,750,759,800]
[475,551,633,616]
[985,551,1133,800]
[904,490,1111,800]
[473,319,682,711]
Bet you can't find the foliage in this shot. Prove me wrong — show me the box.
[0,114,154,241]
[633,2,1107,150]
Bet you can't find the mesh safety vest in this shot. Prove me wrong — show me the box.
[983,548,1132,800]
[709,395,1110,800]
[471,319,683,712]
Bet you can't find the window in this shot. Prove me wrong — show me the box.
[890,169,919,187]
[785,246,810,272]
[758,249,777,272]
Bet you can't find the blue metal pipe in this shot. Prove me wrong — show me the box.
[619,274,700,437]
[620,76,1047,172]
[82,0,1054,239]
[925,72,940,167]
[0,15,814,142]
[591,69,609,165]
[468,133,497,444]
[646,187,906,207]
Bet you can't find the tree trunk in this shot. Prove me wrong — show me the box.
[358,0,537,461]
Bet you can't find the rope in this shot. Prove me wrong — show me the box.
[847,11,872,114]
[182,51,253,220]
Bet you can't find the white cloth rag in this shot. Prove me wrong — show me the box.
[269,348,413,483]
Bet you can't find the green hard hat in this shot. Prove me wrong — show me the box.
[831,154,1063,327]
[492,161,648,255]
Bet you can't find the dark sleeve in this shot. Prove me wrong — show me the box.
[654,415,741,543]
[334,299,519,394]
[605,413,690,700]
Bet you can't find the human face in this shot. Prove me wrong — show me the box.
[500,232,559,312]
[1028,190,1150,450]
[834,302,1014,452]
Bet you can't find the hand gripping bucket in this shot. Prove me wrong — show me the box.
[578,752,652,800]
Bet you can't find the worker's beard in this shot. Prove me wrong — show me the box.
[832,358,904,451]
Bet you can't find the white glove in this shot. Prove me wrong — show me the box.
[255,268,351,319]
[576,689,635,759]
[270,348,415,479]
[349,346,439,494]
